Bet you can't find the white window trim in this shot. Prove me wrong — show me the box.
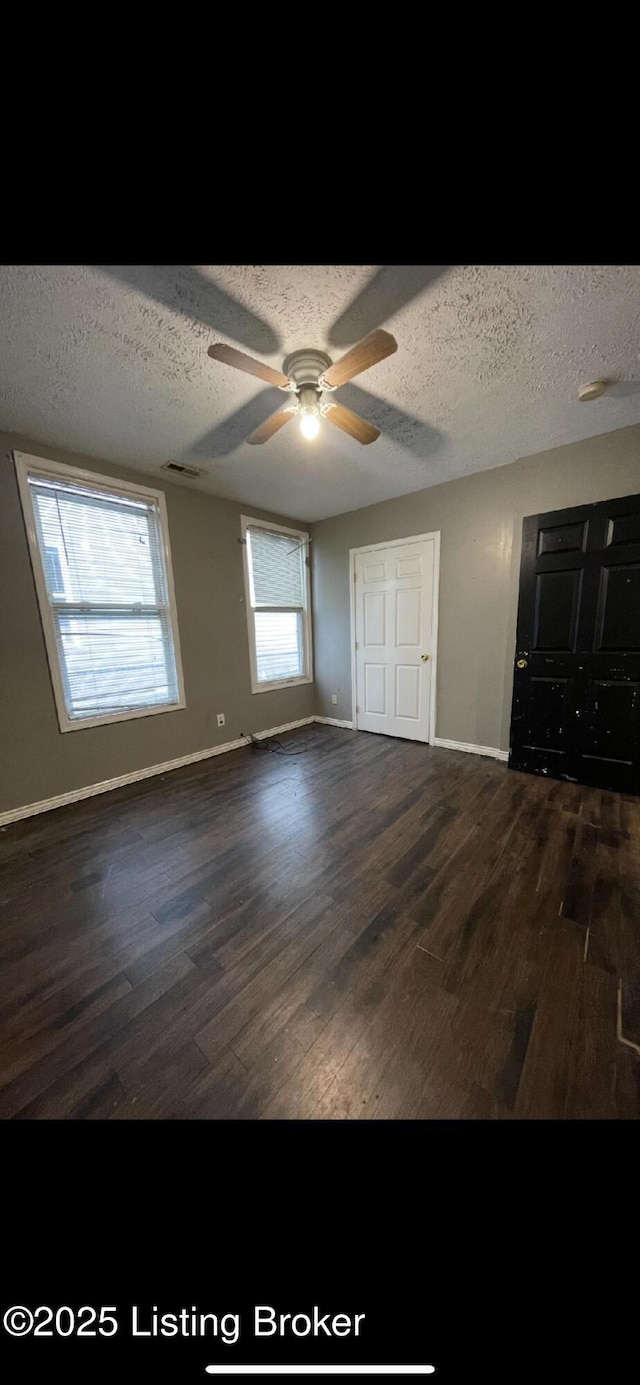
[240,513,313,695]
[14,451,186,733]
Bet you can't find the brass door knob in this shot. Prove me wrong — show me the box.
[421,653,429,661]
[516,658,528,669]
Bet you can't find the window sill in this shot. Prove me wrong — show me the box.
[250,675,313,695]
[58,699,186,733]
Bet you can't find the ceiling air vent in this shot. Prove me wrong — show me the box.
[162,462,203,479]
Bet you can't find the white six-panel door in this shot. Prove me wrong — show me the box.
[354,537,436,742]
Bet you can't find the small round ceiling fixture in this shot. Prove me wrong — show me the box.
[578,380,609,402]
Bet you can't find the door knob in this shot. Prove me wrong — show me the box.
[516,658,528,669]
[421,653,429,661]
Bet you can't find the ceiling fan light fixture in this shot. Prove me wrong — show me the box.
[300,413,320,440]
[298,383,321,440]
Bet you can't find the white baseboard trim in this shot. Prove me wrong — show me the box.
[0,716,317,827]
[4,713,477,827]
[251,717,316,741]
[432,737,509,762]
[315,716,354,729]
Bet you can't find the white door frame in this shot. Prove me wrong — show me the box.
[349,531,441,744]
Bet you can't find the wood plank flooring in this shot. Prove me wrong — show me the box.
[0,726,638,1120]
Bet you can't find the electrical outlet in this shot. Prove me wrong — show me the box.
[331,694,338,705]
[217,713,225,728]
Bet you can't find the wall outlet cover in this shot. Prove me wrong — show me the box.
[331,694,338,704]
[217,713,225,727]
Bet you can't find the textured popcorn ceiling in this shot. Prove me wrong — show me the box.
[1,264,639,521]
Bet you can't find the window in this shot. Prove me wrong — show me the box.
[241,515,312,693]
[15,452,185,732]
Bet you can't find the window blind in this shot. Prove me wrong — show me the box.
[29,474,181,721]
[247,527,304,608]
[246,526,307,683]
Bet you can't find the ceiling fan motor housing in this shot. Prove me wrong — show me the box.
[281,349,333,392]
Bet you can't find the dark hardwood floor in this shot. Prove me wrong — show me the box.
[1,726,638,1119]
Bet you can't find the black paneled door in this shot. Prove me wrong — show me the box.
[509,492,640,793]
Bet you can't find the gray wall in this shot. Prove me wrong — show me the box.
[4,422,640,817]
[311,423,640,752]
[0,433,315,815]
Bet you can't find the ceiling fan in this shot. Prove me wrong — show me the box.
[207,329,398,446]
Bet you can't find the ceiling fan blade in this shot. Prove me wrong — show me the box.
[325,403,380,446]
[322,329,397,389]
[247,408,297,445]
[208,342,289,388]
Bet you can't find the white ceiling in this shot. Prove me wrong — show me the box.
[1,264,639,522]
